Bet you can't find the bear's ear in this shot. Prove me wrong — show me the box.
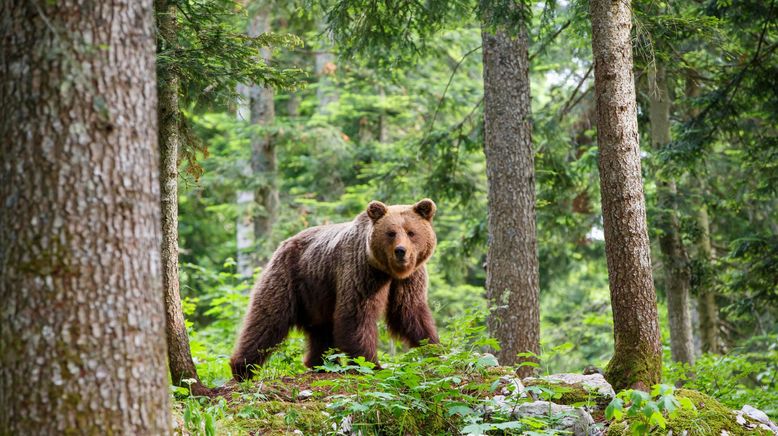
[413,199,436,221]
[367,201,388,221]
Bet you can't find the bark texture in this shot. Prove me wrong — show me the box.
[0,1,171,433]
[649,66,695,365]
[248,10,278,261]
[589,0,662,391]
[481,22,540,377]
[156,0,207,394]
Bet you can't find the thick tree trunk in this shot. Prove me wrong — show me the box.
[649,66,695,365]
[481,21,540,377]
[248,11,278,261]
[0,1,171,433]
[156,0,208,395]
[589,0,662,391]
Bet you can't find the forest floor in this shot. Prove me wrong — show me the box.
[171,356,778,436]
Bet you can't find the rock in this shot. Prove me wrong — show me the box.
[492,400,601,436]
[334,415,352,435]
[297,389,314,400]
[736,405,778,434]
[523,373,616,400]
[493,376,527,397]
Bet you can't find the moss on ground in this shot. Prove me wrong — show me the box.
[606,389,772,436]
[220,400,328,435]
[605,346,662,392]
[522,378,608,409]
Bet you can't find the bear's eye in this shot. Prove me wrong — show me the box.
[387,231,397,238]
[407,231,415,237]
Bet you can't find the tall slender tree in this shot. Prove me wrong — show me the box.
[648,65,695,365]
[481,4,540,376]
[156,0,209,395]
[315,21,339,115]
[0,1,171,433]
[696,197,720,353]
[248,7,279,262]
[685,74,720,354]
[589,0,662,390]
[236,81,256,277]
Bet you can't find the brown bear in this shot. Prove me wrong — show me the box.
[230,199,440,380]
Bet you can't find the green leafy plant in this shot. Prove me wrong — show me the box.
[605,384,696,435]
[181,393,227,436]
[311,313,581,435]
[664,339,778,419]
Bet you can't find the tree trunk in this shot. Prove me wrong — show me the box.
[236,86,254,277]
[589,0,662,391]
[156,0,208,395]
[648,65,695,365]
[481,19,540,377]
[248,10,278,262]
[0,1,171,433]
[685,74,720,354]
[316,22,338,115]
[696,201,720,353]
[287,92,301,117]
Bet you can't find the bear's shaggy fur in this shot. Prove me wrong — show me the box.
[230,199,440,380]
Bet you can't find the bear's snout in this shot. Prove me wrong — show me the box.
[394,246,407,261]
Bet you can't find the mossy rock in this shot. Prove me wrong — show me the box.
[523,374,614,410]
[606,389,773,436]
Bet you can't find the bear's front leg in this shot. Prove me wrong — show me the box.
[333,299,381,366]
[386,267,439,347]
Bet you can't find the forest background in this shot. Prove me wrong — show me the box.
[171,0,776,417]
[1,0,776,434]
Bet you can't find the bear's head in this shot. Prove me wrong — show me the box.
[366,199,437,279]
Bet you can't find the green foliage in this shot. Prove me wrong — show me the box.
[665,337,778,419]
[180,394,228,436]
[311,315,589,435]
[159,0,304,105]
[169,0,777,428]
[172,310,603,435]
[607,388,773,436]
[605,385,696,435]
[324,0,473,65]
[725,236,778,314]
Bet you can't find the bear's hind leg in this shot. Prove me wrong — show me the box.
[303,325,334,369]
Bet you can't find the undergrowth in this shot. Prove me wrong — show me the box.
[173,310,604,435]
